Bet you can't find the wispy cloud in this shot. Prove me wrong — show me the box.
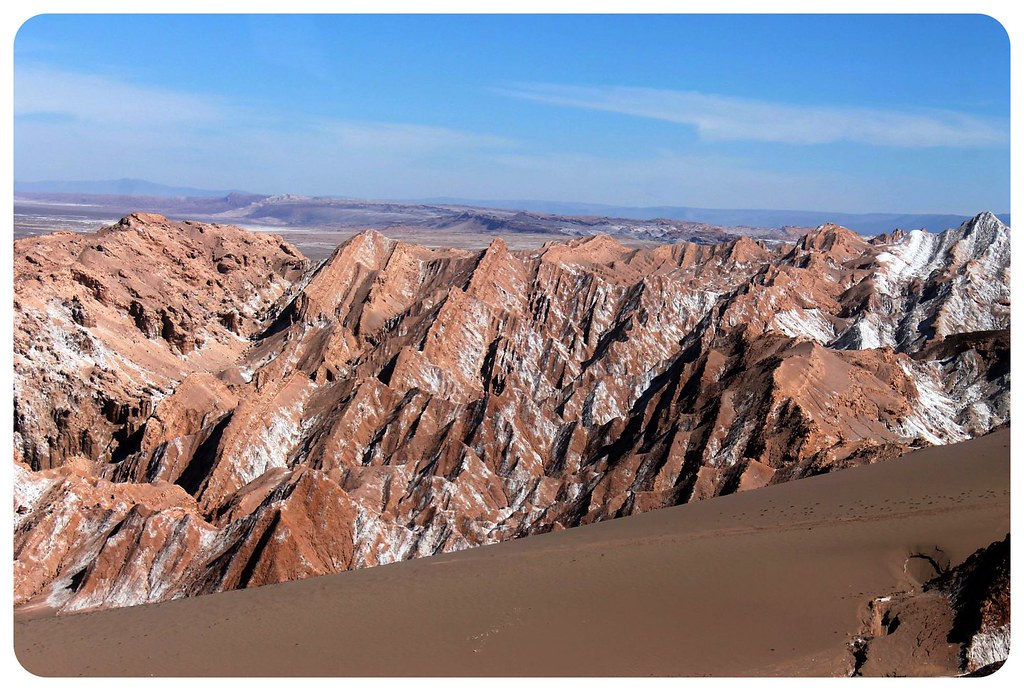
[499,82,1009,148]
[14,66,514,189]
[12,66,1008,212]
[15,66,228,126]
[15,66,513,150]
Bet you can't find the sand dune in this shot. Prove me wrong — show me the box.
[14,428,1009,677]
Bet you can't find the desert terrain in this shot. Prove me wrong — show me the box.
[12,13,1012,681]
[15,428,1009,676]
[11,210,1011,677]
[13,192,798,261]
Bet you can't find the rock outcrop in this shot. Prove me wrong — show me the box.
[13,213,307,472]
[849,535,1010,677]
[13,212,1010,613]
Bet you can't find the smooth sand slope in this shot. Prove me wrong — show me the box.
[15,428,1009,677]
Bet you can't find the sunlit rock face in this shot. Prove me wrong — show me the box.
[13,212,1009,613]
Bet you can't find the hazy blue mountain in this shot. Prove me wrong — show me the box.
[417,197,1010,235]
[14,179,1008,234]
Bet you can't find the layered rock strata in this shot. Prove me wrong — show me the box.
[13,212,1010,612]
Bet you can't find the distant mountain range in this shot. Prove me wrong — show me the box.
[417,197,1010,235]
[14,178,1009,235]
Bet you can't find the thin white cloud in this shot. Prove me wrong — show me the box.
[12,66,1008,212]
[15,66,512,151]
[15,66,228,126]
[499,82,1008,148]
[14,66,515,186]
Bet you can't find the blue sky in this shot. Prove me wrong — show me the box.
[14,14,1010,213]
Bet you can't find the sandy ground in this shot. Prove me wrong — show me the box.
[13,428,1009,677]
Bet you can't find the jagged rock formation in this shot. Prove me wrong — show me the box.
[13,211,1010,613]
[849,535,1010,676]
[13,213,307,471]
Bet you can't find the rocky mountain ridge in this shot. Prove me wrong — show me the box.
[13,211,1010,613]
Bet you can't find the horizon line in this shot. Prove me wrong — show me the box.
[13,178,1009,220]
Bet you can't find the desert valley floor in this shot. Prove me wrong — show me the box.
[15,429,1009,676]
